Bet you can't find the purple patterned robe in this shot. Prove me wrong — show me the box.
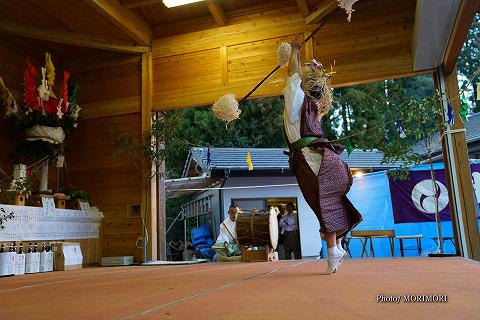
[285,95,363,239]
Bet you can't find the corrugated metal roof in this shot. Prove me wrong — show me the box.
[165,175,221,199]
[183,113,479,176]
[189,147,400,174]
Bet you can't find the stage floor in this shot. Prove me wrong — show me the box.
[0,257,479,319]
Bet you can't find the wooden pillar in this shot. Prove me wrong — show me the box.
[141,49,158,261]
[156,115,167,261]
[433,71,461,255]
[436,66,480,260]
[304,31,314,62]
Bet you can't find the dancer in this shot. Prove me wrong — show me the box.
[283,35,362,274]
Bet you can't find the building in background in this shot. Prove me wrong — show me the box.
[166,147,402,258]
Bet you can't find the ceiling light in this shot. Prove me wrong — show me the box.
[163,0,204,8]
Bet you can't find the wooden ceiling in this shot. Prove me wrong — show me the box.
[0,0,381,54]
[0,0,475,110]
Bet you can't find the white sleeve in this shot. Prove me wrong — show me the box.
[217,223,232,243]
[216,223,228,243]
[283,72,304,124]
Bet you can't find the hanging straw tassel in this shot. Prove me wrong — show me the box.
[212,8,340,123]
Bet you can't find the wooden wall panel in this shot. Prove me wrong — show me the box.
[67,112,143,262]
[0,38,40,185]
[227,36,290,84]
[63,54,144,262]
[153,48,222,107]
[73,62,141,104]
[151,0,419,110]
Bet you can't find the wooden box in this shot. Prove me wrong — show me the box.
[241,245,275,262]
[15,194,25,206]
[54,194,70,209]
[28,194,54,207]
[54,242,83,271]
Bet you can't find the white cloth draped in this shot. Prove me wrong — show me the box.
[283,73,323,175]
[25,125,65,144]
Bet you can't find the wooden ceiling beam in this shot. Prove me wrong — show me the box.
[84,0,152,45]
[0,20,149,53]
[296,0,310,17]
[206,0,227,27]
[120,0,162,9]
[305,0,338,24]
[151,11,313,58]
[443,0,480,74]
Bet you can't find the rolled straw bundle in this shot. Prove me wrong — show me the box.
[212,93,241,123]
[277,42,292,67]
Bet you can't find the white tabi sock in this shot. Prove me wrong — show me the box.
[337,242,344,253]
[327,246,342,258]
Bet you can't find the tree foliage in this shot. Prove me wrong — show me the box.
[457,13,480,113]
[165,96,286,177]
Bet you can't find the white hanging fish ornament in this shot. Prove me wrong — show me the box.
[337,0,360,22]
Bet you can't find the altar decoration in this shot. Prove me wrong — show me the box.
[0,201,103,241]
[0,53,81,162]
[0,53,81,194]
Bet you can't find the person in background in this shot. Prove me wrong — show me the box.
[279,202,301,259]
[213,204,241,259]
[277,204,286,260]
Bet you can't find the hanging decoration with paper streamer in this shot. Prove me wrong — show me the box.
[45,52,56,96]
[394,120,406,139]
[24,58,39,111]
[206,147,211,166]
[246,150,254,171]
[459,94,469,123]
[447,102,455,126]
[344,140,353,157]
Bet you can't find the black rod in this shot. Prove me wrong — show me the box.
[237,7,339,105]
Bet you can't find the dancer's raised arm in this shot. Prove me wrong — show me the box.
[288,35,303,77]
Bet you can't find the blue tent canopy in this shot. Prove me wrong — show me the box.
[345,160,480,257]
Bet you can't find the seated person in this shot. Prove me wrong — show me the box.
[172,239,184,261]
[213,204,241,258]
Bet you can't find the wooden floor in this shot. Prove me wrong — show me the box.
[0,257,479,320]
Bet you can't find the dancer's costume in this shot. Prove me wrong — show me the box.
[283,73,362,238]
